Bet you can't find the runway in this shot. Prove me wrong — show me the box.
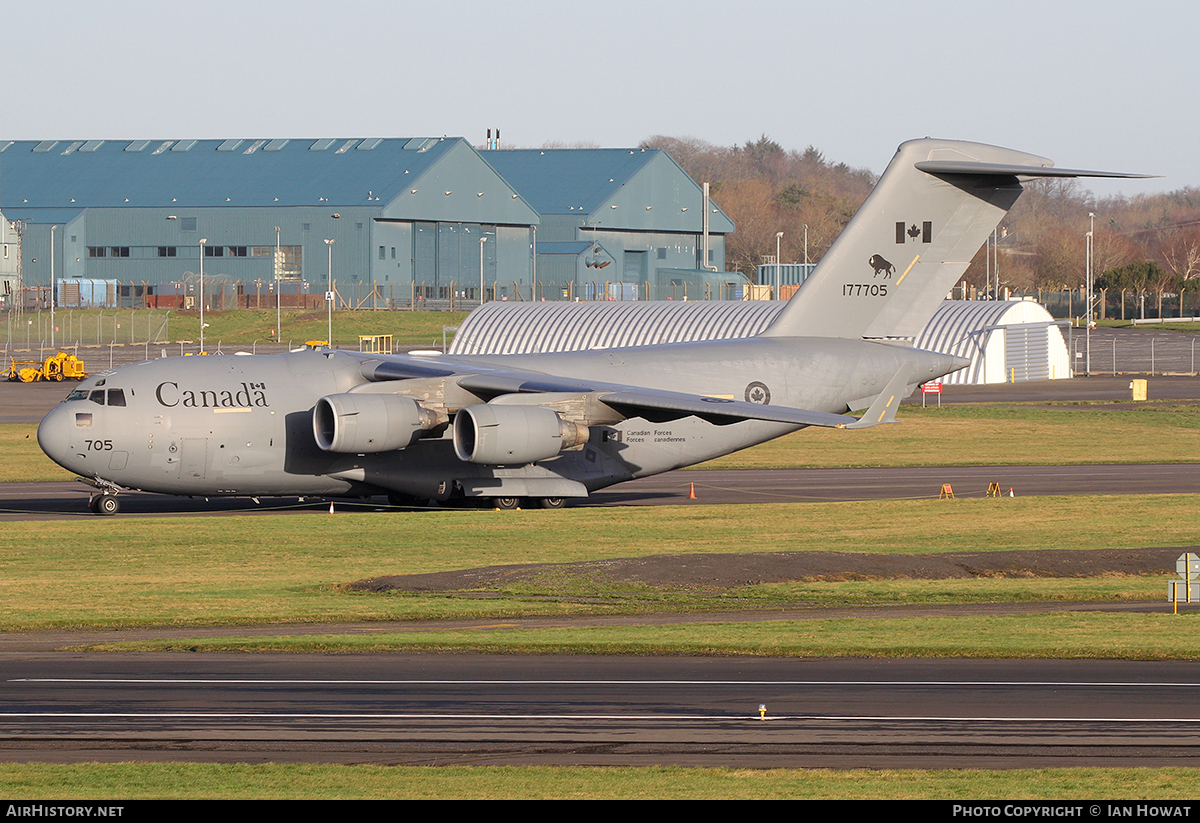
[3,654,1200,767]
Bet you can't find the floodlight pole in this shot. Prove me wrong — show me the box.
[198,238,207,353]
[479,236,487,305]
[775,231,784,300]
[1086,212,1094,376]
[275,226,282,343]
[324,239,335,344]
[50,225,56,349]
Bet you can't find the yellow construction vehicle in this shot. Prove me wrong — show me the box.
[6,351,88,383]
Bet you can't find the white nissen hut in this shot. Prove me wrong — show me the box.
[915,299,1070,384]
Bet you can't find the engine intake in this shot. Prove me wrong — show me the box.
[453,404,589,465]
[313,393,440,453]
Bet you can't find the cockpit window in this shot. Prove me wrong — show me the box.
[66,389,87,401]
[89,390,106,405]
[107,389,126,407]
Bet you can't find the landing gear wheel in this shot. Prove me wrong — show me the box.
[91,494,120,516]
[492,497,521,510]
[539,497,567,509]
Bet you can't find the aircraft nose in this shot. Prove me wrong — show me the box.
[37,403,76,471]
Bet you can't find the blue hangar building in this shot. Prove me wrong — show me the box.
[0,137,737,305]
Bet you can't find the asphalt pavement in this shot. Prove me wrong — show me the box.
[3,654,1200,767]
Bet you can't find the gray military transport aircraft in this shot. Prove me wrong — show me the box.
[37,138,1149,514]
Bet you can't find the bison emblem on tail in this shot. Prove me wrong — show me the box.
[868,254,895,278]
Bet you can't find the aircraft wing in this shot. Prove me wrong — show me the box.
[355,353,908,430]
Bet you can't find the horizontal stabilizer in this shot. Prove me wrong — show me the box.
[914,160,1157,179]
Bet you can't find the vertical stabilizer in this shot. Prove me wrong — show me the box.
[759,138,1146,340]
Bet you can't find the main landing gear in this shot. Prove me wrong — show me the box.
[491,497,567,510]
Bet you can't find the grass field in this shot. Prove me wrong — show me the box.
[91,611,1200,660]
[5,307,469,351]
[699,402,1200,469]
[1,763,1196,799]
[1,495,1194,635]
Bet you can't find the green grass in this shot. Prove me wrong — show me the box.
[5,308,468,350]
[0,763,1196,799]
[88,612,1200,659]
[0,496,1195,631]
[0,424,71,482]
[697,403,1200,469]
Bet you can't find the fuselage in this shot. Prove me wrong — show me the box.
[37,337,960,502]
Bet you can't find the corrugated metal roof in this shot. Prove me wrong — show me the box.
[482,149,660,215]
[0,137,458,210]
[0,207,85,225]
[449,300,787,355]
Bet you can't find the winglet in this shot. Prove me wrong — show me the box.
[841,368,911,429]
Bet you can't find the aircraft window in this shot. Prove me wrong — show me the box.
[89,390,106,405]
[107,389,126,407]
[75,413,93,428]
[66,389,87,401]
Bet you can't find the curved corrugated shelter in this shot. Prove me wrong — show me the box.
[449,301,786,355]
[914,300,1069,383]
[450,299,1070,383]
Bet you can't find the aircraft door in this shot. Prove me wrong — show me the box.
[180,438,209,480]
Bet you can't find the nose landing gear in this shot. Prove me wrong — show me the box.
[80,478,126,516]
[89,493,120,516]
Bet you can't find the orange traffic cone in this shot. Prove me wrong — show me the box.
[689,482,696,499]
[329,501,335,514]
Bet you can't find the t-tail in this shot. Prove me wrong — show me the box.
[760,138,1154,340]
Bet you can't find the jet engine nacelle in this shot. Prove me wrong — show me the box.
[313,392,440,453]
[453,403,589,465]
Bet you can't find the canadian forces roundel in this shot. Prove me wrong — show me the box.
[744,381,771,405]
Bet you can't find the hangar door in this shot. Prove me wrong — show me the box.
[1004,323,1051,382]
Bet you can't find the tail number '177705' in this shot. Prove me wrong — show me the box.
[842,283,888,297]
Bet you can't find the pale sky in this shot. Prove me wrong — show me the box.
[4,0,1193,198]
